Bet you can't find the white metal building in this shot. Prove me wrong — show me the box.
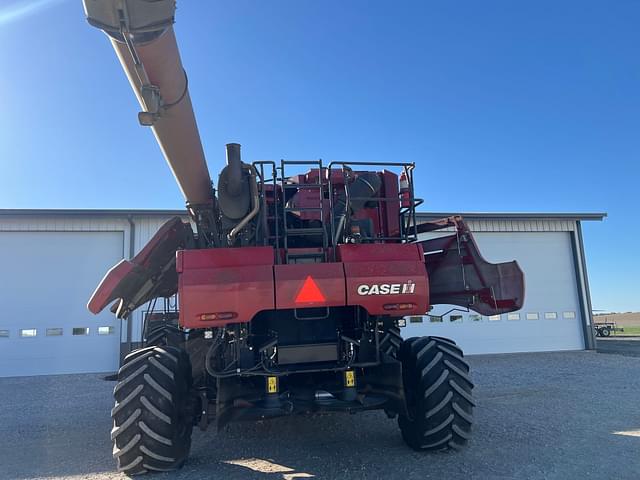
[0,209,605,377]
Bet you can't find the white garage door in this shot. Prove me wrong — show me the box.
[403,232,585,354]
[0,231,124,377]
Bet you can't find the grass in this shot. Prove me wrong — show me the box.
[606,326,640,336]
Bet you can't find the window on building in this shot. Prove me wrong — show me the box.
[409,316,423,323]
[46,328,63,336]
[429,316,443,323]
[0,330,9,338]
[469,314,482,322]
[450,315,463,323]
[488,315,501,321]
[545,312,558,320]
[72,327,90,336]
[526,313,539,320]
[98,326,115,335]
[20,329,37,338]
[563,311,576,319]
[507,313,520,321]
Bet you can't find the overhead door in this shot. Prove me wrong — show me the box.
[0,231,124,376]
[403,232,584,354]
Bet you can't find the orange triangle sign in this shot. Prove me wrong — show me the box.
[295,276,326,303]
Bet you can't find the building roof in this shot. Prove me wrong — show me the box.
[416,212,607,221]
[0,209,187,217]
[0,209,607,222]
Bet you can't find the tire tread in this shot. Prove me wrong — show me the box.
[398,336,474,451]
[111,345,192,475]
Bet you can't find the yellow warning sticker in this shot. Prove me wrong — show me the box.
[267,376,278,393]
[345,370,355,387]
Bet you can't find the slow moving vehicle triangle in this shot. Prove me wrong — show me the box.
[295,276,326,303]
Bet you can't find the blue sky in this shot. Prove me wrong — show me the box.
[0,0,638,311]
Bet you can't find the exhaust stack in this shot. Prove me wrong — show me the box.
[224,143,243,197]
[83,0,213,205]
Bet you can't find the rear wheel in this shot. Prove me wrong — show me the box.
[144,324,184,348]
[111,346,193,475]
[398,336,474,450]
[601,327,611,337]
[380,326,404,358]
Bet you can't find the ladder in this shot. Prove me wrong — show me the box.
[280,159,329,264]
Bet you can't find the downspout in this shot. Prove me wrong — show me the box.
[127,215,136,259]
[123,215,136,363]
[577,221,596,349]
[570,221,595,350]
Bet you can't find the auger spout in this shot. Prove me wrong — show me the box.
[83,0,213,205]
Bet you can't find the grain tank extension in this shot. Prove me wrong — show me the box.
[83,0,525,475]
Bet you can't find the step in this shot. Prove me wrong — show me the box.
[285,228,326,236]
[284,207,324,212]
[283,183,323,189]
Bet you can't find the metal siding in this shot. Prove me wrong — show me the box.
[417,219,568,234]
[0,216,128,232]
[423,219,576,233]
[132,215,188,254]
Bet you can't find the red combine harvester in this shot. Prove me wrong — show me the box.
[83,1,524,475]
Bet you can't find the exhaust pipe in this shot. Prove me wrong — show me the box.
[217,143,251,221]
[225,143,243,197]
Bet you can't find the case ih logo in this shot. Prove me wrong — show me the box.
[357,281,415,296]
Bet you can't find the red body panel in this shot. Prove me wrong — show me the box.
[88,216,191,317]
[177,246,274,270]
[87,260,134,315]
[339,244,428,316]
[337,243,423,262]
[177,247,275,328]
[274,263,345,309]
[176,243,429,328]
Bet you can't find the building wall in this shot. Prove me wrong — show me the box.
[405,230,586,354]
[0,218,128,376]
[0,211,598,376]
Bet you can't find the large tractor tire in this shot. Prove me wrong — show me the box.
[398,336,474,451]
[144,324,184,348]
[380,326,404,359]
[111,346,193,475]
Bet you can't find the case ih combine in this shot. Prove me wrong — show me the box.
[83,1,524,475]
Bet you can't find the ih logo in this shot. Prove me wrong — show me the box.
[357,280,415,296]
[295,276,326,303]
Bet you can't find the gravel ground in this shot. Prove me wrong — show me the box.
[1,350,639,480]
